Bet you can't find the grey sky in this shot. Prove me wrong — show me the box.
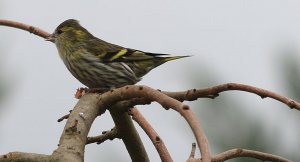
[1,0,300,161]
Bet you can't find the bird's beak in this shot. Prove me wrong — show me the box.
[45,33,56,42]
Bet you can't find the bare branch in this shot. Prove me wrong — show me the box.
[163,83,300,111]
[86,127,120,144]
[57,110,72,122]
[110,83,300,112]
[129,107,173,162]
[51,93,102,162]
[212,148,291,162]
[0,152,50,162]
[186,143,199,162]
[189,143,196,159]
[0,19,51,41]
[109,103,150,162]
[176,106,211,162]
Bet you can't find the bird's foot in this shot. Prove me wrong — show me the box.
[75,87,87,99]
[75,87,110,99]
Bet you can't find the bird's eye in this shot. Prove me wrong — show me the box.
[57,29,63,34]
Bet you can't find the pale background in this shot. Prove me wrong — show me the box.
[0,1,299,162]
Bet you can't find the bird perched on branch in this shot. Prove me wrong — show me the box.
[46,19,189,91]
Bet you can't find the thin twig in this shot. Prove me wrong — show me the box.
[129,107,173,162]
[87,127,120,144]
[186,143,199,162]
[57,114,70,122]
[189,143,196,159]
[57,110,72,122]
[212,148,291,162]
[0,19,51,41]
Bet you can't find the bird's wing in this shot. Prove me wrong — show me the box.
[87,37,170,62]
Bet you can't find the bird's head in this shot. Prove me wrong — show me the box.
[46,19,91,45]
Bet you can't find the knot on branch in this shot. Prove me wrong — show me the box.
[65,119,79,134]
[287,100,296,109]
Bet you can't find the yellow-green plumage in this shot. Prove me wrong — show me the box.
[47,19,189,90]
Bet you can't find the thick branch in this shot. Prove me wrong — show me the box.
[0,19,51,41]
[130,107,173,162]
[212,148,290,162]
[51,93,101,162]
[109,104,150,162]
[0,152,50,162]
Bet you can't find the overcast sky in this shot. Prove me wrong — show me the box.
[1,1,300,161]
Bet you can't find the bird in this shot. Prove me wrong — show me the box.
[46,19,189,91]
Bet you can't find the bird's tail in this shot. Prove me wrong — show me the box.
[162,55,191,62]
[152,55,191,70]
[133,54,190,78]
